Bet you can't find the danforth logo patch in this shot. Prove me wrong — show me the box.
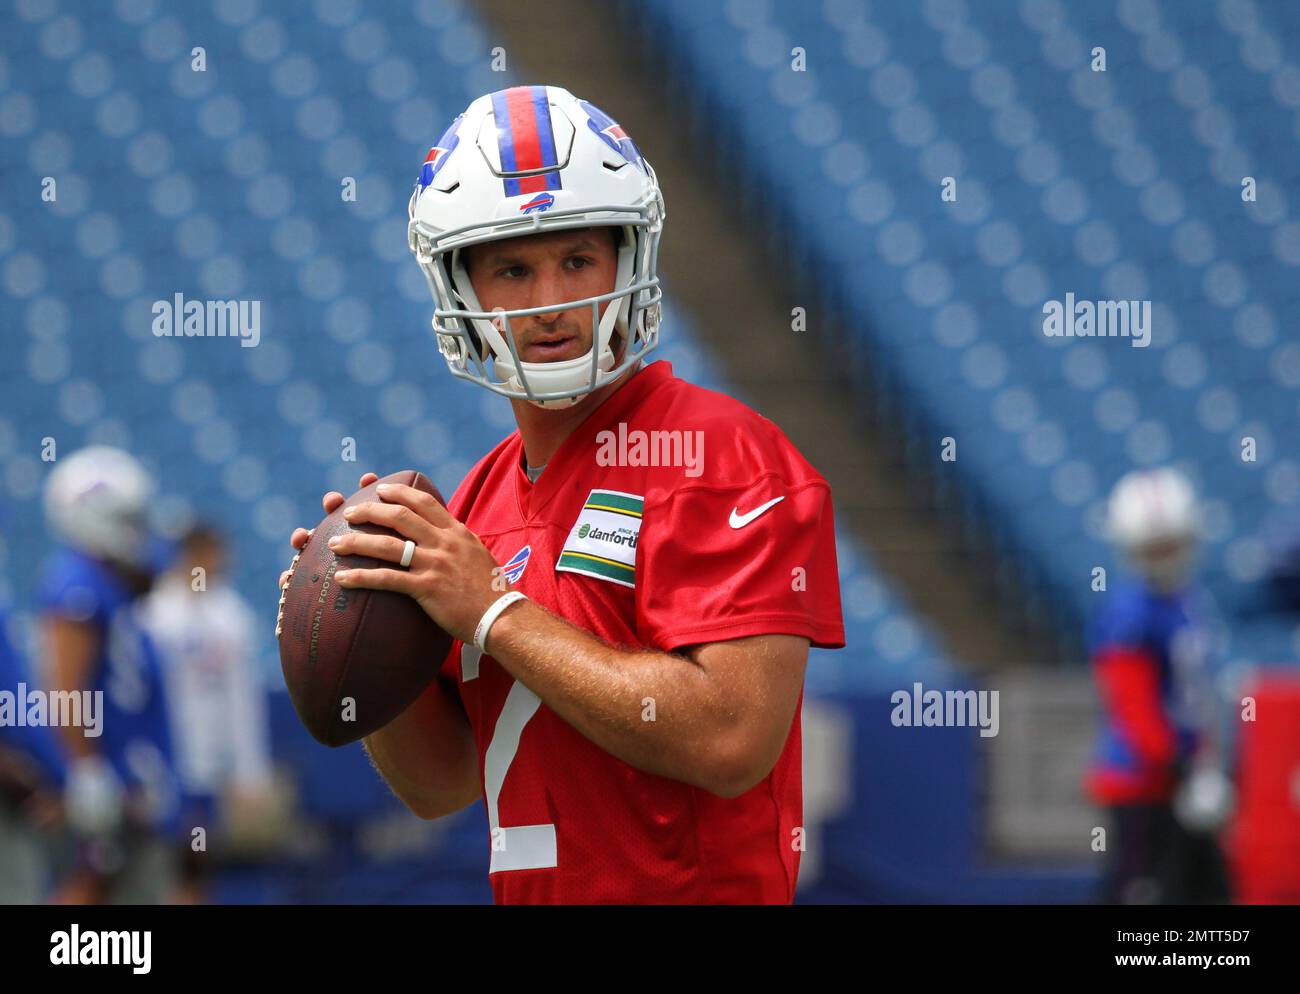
[556,489,643,588]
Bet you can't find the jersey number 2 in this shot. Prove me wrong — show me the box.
[464,645,557,873]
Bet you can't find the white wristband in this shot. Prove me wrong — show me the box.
[474,591,527,653]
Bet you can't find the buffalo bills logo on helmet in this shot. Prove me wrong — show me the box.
[579,100,644,171]
[417,114,463,191]
[520,192,555,214]
[502,545,531,584]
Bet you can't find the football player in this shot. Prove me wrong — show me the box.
[141,523,274,903]
[40,446,180,903]
[1085,467,1231,903]
[282,86,845,903]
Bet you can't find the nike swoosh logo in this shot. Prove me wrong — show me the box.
[729,496,785,529]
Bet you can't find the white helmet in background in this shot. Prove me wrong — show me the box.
[407,84,666,409]
[44,446,154,568]
[1106,467,1200,592]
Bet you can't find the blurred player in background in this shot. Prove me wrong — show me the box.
[141,522,274,904]
[0,601,65,903]
[1085,467,1232,904]
[39,446,180,904]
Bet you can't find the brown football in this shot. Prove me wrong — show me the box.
[277,470,453,747]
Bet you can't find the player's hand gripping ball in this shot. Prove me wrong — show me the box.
[277,471,454,746]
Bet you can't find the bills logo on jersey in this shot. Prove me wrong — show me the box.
[580,100,644,171]
[417,114,463,191]
[520,192,555,214]
[502,544,531,585]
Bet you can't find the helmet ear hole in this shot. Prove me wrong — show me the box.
[444,248,489,361]
[464,322,485,361]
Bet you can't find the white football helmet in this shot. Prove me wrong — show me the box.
[1106,467,1201,591]
[44,446,155,568]
[407,85,665,409]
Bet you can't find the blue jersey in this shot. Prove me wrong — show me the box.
[1087,577,1209,792]
[0,605,66,786]
[36,548,178,829]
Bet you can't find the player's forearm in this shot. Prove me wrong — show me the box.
[44,622,97,760]
[50,687,95,759]
[485,599,745,794]
[54,724,95,760]
[363,677,480,819]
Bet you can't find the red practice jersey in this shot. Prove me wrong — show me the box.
[441,360,845,903]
